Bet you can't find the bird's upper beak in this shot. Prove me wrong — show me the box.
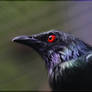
[12,35,46,51]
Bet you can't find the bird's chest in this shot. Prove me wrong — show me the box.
[48,64,63,90]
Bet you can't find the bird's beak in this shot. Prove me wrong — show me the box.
[12,35,35,45]
[12,35,46,51]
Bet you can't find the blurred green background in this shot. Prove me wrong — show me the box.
[0,1,92,91]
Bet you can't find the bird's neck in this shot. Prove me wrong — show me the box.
[48,41,91,74]
[41,40,92,75]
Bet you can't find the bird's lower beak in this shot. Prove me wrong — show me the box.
[12,35,46,51]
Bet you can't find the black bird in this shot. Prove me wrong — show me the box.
[12,30,92,90]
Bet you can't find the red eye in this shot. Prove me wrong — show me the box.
[48,35,56,43]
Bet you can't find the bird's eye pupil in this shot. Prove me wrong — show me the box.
[49,36,52,40]
[48,35,56,43]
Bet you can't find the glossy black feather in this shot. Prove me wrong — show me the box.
[49,53,92,90]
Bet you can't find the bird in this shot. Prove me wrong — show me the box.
[12,30,92,90]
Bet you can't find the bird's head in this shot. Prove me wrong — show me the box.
[12,30,90,71]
